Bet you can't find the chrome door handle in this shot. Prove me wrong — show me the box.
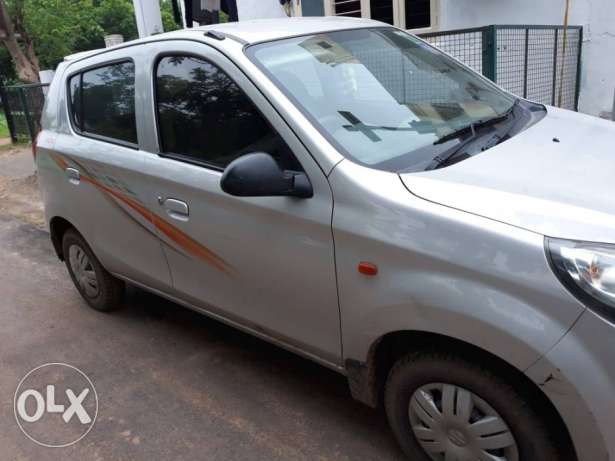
[66,167,80,185]
[160,198,189,221]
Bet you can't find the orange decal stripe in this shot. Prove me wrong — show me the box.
[150,214,234,275]
[81,177,152,221]
[50,152,233,276]
[80,176,234,276]
[50,153,69,170]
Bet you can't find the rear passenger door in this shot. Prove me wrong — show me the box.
[52,51,172,290]
[139,41,341,365]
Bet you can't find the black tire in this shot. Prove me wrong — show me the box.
[384,351,567,461]
[62,228,124,312]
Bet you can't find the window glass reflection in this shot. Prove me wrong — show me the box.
[156,56,297,170]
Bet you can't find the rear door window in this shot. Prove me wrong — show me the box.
[69,61,138,145]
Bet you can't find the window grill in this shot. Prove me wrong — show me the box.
[333,0,362,17]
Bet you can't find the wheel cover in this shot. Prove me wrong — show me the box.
[409,383,519,461]
[68,245,100,298]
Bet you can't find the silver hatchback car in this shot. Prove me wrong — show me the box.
[37,17,615,461]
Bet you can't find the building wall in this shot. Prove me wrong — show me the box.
[236,0,286,20]
[439,0,615,117]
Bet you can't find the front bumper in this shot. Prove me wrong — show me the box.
[526,309,615,461]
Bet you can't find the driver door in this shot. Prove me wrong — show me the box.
[139,41,341,365]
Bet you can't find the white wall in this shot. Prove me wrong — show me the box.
[439,0,615,116]
[237,0,287,20]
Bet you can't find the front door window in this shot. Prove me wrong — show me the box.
[155,55,300,171]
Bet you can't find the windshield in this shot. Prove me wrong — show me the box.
[247,28,518,172]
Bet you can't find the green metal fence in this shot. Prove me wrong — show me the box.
[419,25,583,111]
[0,83,49,142]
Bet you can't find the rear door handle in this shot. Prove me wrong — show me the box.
[159,197,189,221]
[66,167,80,185]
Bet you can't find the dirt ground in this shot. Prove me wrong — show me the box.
[0,144,45,229]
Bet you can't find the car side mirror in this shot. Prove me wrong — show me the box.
[220,153,313,199]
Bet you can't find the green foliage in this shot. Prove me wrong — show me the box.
[20,0,98,69]
[160,0,180,32]
[3,0,180,76]
[95,0,138,37]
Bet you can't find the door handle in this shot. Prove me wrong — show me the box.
[66,167,80,185]
[159,197,189,221]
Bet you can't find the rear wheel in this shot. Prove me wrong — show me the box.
[384,351,565,461]
[62,229,124,312]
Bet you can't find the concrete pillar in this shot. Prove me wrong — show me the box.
[133,0,164,38]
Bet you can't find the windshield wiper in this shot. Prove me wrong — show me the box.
[426,99,521,171]
[433,98,520,145]
[425,134,477,171]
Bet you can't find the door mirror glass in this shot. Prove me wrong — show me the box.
[220,153,313,199]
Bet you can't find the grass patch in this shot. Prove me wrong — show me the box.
[0,140,29,154]
[0,111,9,138]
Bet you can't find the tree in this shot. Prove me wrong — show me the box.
[0,0,180,83]
[0,47,16,82]
[161,0,180,32]
[0,0,39,82]
[96,0,137,38]
[23,0,102,71]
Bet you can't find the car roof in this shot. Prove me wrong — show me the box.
[64,17,385,62]
[188,17,384,44]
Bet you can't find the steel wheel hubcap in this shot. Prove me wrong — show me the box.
[68,245,99,298]
[409,383,519,461]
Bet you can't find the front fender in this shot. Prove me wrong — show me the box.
[330,161,585,372]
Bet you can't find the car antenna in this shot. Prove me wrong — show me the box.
[204,30,226,41]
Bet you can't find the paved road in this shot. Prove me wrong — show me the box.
[0,215,405,461]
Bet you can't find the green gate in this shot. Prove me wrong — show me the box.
[0,83,49,142]
[419,25,583,111]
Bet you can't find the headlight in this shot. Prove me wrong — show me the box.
[547,238,615,321]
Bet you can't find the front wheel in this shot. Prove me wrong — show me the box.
[384,351,566,461]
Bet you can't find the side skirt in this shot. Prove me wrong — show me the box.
[113,273,346,375]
